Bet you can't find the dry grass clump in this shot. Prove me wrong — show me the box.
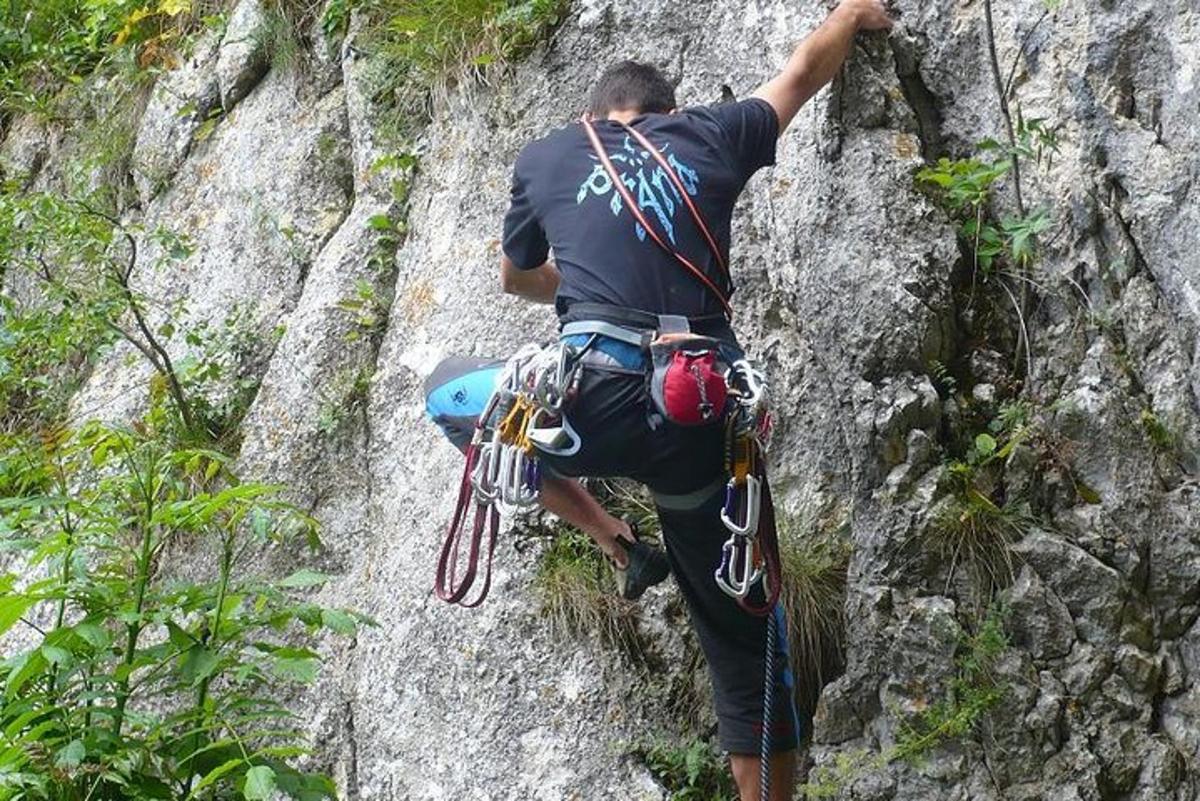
[776,502,853,722]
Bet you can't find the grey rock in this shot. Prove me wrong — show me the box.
[1003,565,1076,661]
[970,382,996,405]
[1011,529,1126,644]
[216,0,271,108]
[131,33,222,203]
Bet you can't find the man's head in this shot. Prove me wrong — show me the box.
[587,60,676,119]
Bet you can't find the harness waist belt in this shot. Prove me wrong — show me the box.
[559,302,736,342]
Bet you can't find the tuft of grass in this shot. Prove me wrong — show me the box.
[316,365,373,438]
[356,0,568,135]
[533,528,644,660]
[1140,408,1176,452]
[634,738,737,801]
[777,504,852,722]
[925,467,1029,597]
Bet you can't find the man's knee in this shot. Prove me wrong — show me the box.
[423,355,504,450]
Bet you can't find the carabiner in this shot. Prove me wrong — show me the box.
[720,474,761,536]
[714,533,762,599]
[497,443,538,510]
[471,429,506,503]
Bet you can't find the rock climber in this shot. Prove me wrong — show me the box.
[426,1,893,797]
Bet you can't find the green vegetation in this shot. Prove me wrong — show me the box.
[0,415,371,801]
[915,115,1057,278]
[891,607,1008,761]
[801,608,1010,797]
[0,188,270,448]
[924,403,1035,595]
[533,529,642,658]
[635,738,737,801]
[1140,408,1177,453]
[776,504,851,720]
[315,365,372,438]
[0,0,221,119]
[354,0,568,134]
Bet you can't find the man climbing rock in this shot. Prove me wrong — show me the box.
[428,0,892,797]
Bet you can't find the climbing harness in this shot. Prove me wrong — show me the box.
[435,340,591,607]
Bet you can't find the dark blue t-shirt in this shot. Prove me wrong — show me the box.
[501,98,779,319]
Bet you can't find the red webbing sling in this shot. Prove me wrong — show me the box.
[580,116,733,320]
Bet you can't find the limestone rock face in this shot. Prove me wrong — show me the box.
[216,0,272,109]
[3,0,1198,798]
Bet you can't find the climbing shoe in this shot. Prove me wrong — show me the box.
[611,521,671,601]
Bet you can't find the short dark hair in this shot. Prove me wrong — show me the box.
[587,60,676,117]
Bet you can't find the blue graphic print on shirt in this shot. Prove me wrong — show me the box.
[575,134,701,245]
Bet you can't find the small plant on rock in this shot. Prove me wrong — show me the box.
[635,737,738,801]
[891,606,1009,762]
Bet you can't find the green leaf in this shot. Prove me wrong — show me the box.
[0,595,34,639]
[272,655,318,684]
[974,433,997,456]
[167,620,196,650]
[40,644,72,666]
[6,649,47,699]
[320,608,356,635]
[244,765,277,800]
[54,739,85,769]
[279,569,332,588]
[180,646,219,686]
[1074,479,1102,505]
[367,214,393,231]
[74,621,110,650]
[188,757,246,797]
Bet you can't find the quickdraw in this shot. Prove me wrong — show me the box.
[435,340,588,607]
[714,360,781,616]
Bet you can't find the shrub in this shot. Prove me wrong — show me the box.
[355,0,568,134]
[533,528,643,660]
[0,419,370,800]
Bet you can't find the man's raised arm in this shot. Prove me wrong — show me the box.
[753,0,894,135]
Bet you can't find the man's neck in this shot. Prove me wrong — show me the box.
[604,108,643,124]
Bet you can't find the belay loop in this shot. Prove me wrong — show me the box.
[435,342,585,607]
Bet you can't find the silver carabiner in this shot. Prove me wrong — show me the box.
[471,439,501,503]
[525,407,582,457]
[495,443,539,513]
[719,474,761,536]
[714,533,762,599]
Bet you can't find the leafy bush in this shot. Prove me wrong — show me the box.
[0,418,369,800]
[0,0,220,116]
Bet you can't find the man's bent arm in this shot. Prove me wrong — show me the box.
[753,0,894,134]
[500,254,560,304]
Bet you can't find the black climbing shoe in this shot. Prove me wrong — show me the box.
[611,521,670,601]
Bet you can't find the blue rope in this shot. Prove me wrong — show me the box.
[759,605,777,801]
